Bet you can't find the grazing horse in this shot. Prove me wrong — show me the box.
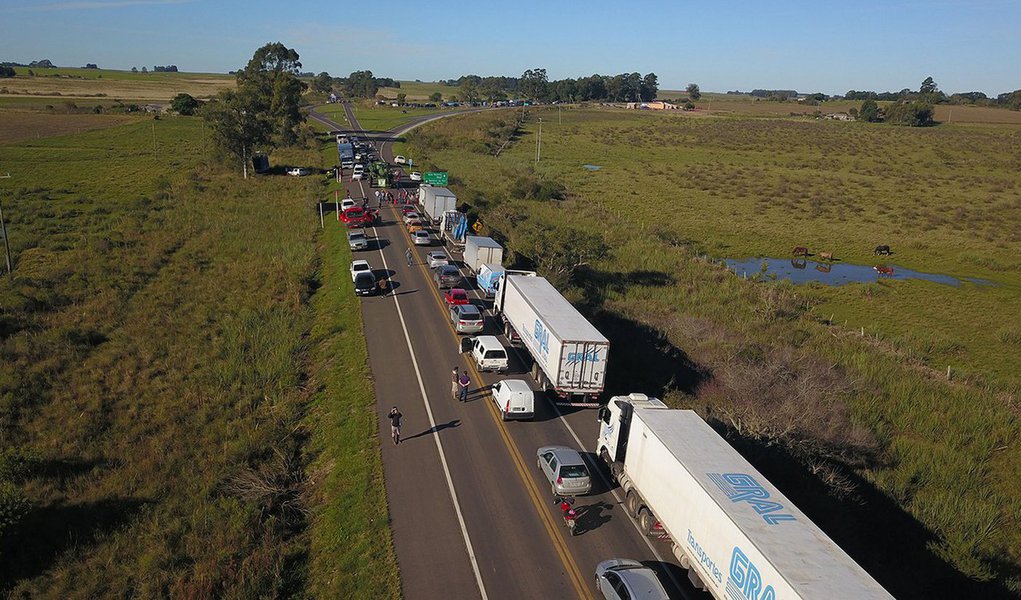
[874,245,892,256]
[819,251,834,261]
[874,265,894,277]
[792,246,809,257]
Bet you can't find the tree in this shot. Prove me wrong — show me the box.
[520,68,549,101]
[919,76,937,95]
[170,92,199,115]
[0,66,15,78]
[885,101,935,126]
[429,92,442,103]
[131,66,138,73]
[343,70,379,98]
[203,43,306,175]
[461,78,480,103]
[639,73,658,102]
[517,222,609,287]
[686,83,701,101]
[396,92,407,105]
[859,99,881,122]
[312,71,333,94]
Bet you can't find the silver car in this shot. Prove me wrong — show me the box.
[427,251,449,269]
[450,304,484,334]
[347,230,369,251]
[595,559,669,600]
[536,445,592,496]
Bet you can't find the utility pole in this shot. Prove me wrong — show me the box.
[535,117,542,163]
[0,173,12,275]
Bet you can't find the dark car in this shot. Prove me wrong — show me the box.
[354,271,377,296]
[434,265,461,289]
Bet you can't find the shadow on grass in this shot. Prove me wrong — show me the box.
[722,430,1019,600]
[0,496,150,586]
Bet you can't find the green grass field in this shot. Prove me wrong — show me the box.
[0,112,394,596]
[402,106,1021,596]
[1,67,234,100]
[315,102,450,133]
[379,80,459,101]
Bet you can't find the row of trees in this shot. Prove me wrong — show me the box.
[854,98,935,126]
[846,76,1021,109]
[129,65,179,73]
[448,69,661,103]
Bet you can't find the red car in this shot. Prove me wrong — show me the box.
[400,204,417,215]
[444,288,470,306]
[340,207,378,228]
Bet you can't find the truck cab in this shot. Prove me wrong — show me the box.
[597,393,668,468]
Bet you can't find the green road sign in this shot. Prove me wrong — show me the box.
[423,172,448,186]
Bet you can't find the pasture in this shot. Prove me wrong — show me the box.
[0,114,393,596]
[403,106,1021,596]
[378,80,459,101]
[1,67,234,100]
[317,101,450,132]
[0,109,139,144]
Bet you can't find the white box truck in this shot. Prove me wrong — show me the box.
[495,275,608,402]
[420,186,457,224]
[464,236,504,274]
[596,394,894,600]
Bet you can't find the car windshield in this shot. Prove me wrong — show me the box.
[460,306,480,317]
[452,292,467,300]
[560,465,588,478]
[353,263,369,271]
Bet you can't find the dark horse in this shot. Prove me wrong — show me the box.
[792,246,809,257]
[874,245,892,256]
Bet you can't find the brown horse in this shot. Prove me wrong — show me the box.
[819,251,834,261]
[792,246,809,257]
[874,265,894,277]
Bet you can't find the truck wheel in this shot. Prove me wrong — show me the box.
[625,491,640,517]
[504,322,512,338]
[639,508,655,535]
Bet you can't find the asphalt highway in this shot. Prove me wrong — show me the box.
[323,104,697,600]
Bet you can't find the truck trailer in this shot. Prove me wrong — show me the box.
[596,394,894,600]
[420,186,457,224]
[495,275,608,402]
[440,210,468,247]
[463,236,504,274]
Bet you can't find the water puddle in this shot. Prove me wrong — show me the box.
[724,257,994,288]
[582,164,602,171]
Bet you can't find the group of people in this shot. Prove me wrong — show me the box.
[387,368,472,447]
[374,188,419,206]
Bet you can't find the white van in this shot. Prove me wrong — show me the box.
[463,335,509,373]
[491,379,535,420]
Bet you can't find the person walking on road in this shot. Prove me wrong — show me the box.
[406,246,413,266]
[458,371,471,403]
[388,406,403,445]
[451,367,459,400]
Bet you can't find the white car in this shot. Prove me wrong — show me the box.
[352,165,365,180]
[402,211,422,225]
[286,167,312,176]
[409,171,423,182]
[350,259,372,282]
[341,198,358,211]
[394,155,407,165]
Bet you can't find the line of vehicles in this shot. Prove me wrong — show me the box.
[344,151,894,600]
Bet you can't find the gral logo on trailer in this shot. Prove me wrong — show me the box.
[532,319,550,358]
[726,547,778,600]
[707,473,795,525]
[566,349,601,366]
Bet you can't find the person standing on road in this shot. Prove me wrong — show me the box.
[406,246,413,266]
[458,371,471,403]
[388,406,403,445]
[451,367,459,400]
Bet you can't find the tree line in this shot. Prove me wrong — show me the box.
[441,69,660,103]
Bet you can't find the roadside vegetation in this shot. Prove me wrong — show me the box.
[1,54,396,596]
[404,106,1021,597]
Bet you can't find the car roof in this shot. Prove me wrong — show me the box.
[414,230,430,237]
[448,288,467,294]
[439,265,459,273]
[499,379,533,393]
[354,271,375,281]
[614,565,669,598]
[428,251,447,257]
[456,304,481,314]
[537,445,585,465]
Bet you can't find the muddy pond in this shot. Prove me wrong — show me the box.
[724,257,993,287]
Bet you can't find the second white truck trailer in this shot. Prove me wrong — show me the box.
[596,394,894,600]
[495,274,608,402]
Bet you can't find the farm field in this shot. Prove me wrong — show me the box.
[403,107,1021,595]
[0,67,234,101]
[0,114,393,596]
[0,109,140,144]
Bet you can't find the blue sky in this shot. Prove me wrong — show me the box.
[2,0,1019,95]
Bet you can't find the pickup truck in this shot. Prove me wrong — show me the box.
[340,207,378,228]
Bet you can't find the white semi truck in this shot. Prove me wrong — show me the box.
[495,274,608,403]
[595,394,894,600]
